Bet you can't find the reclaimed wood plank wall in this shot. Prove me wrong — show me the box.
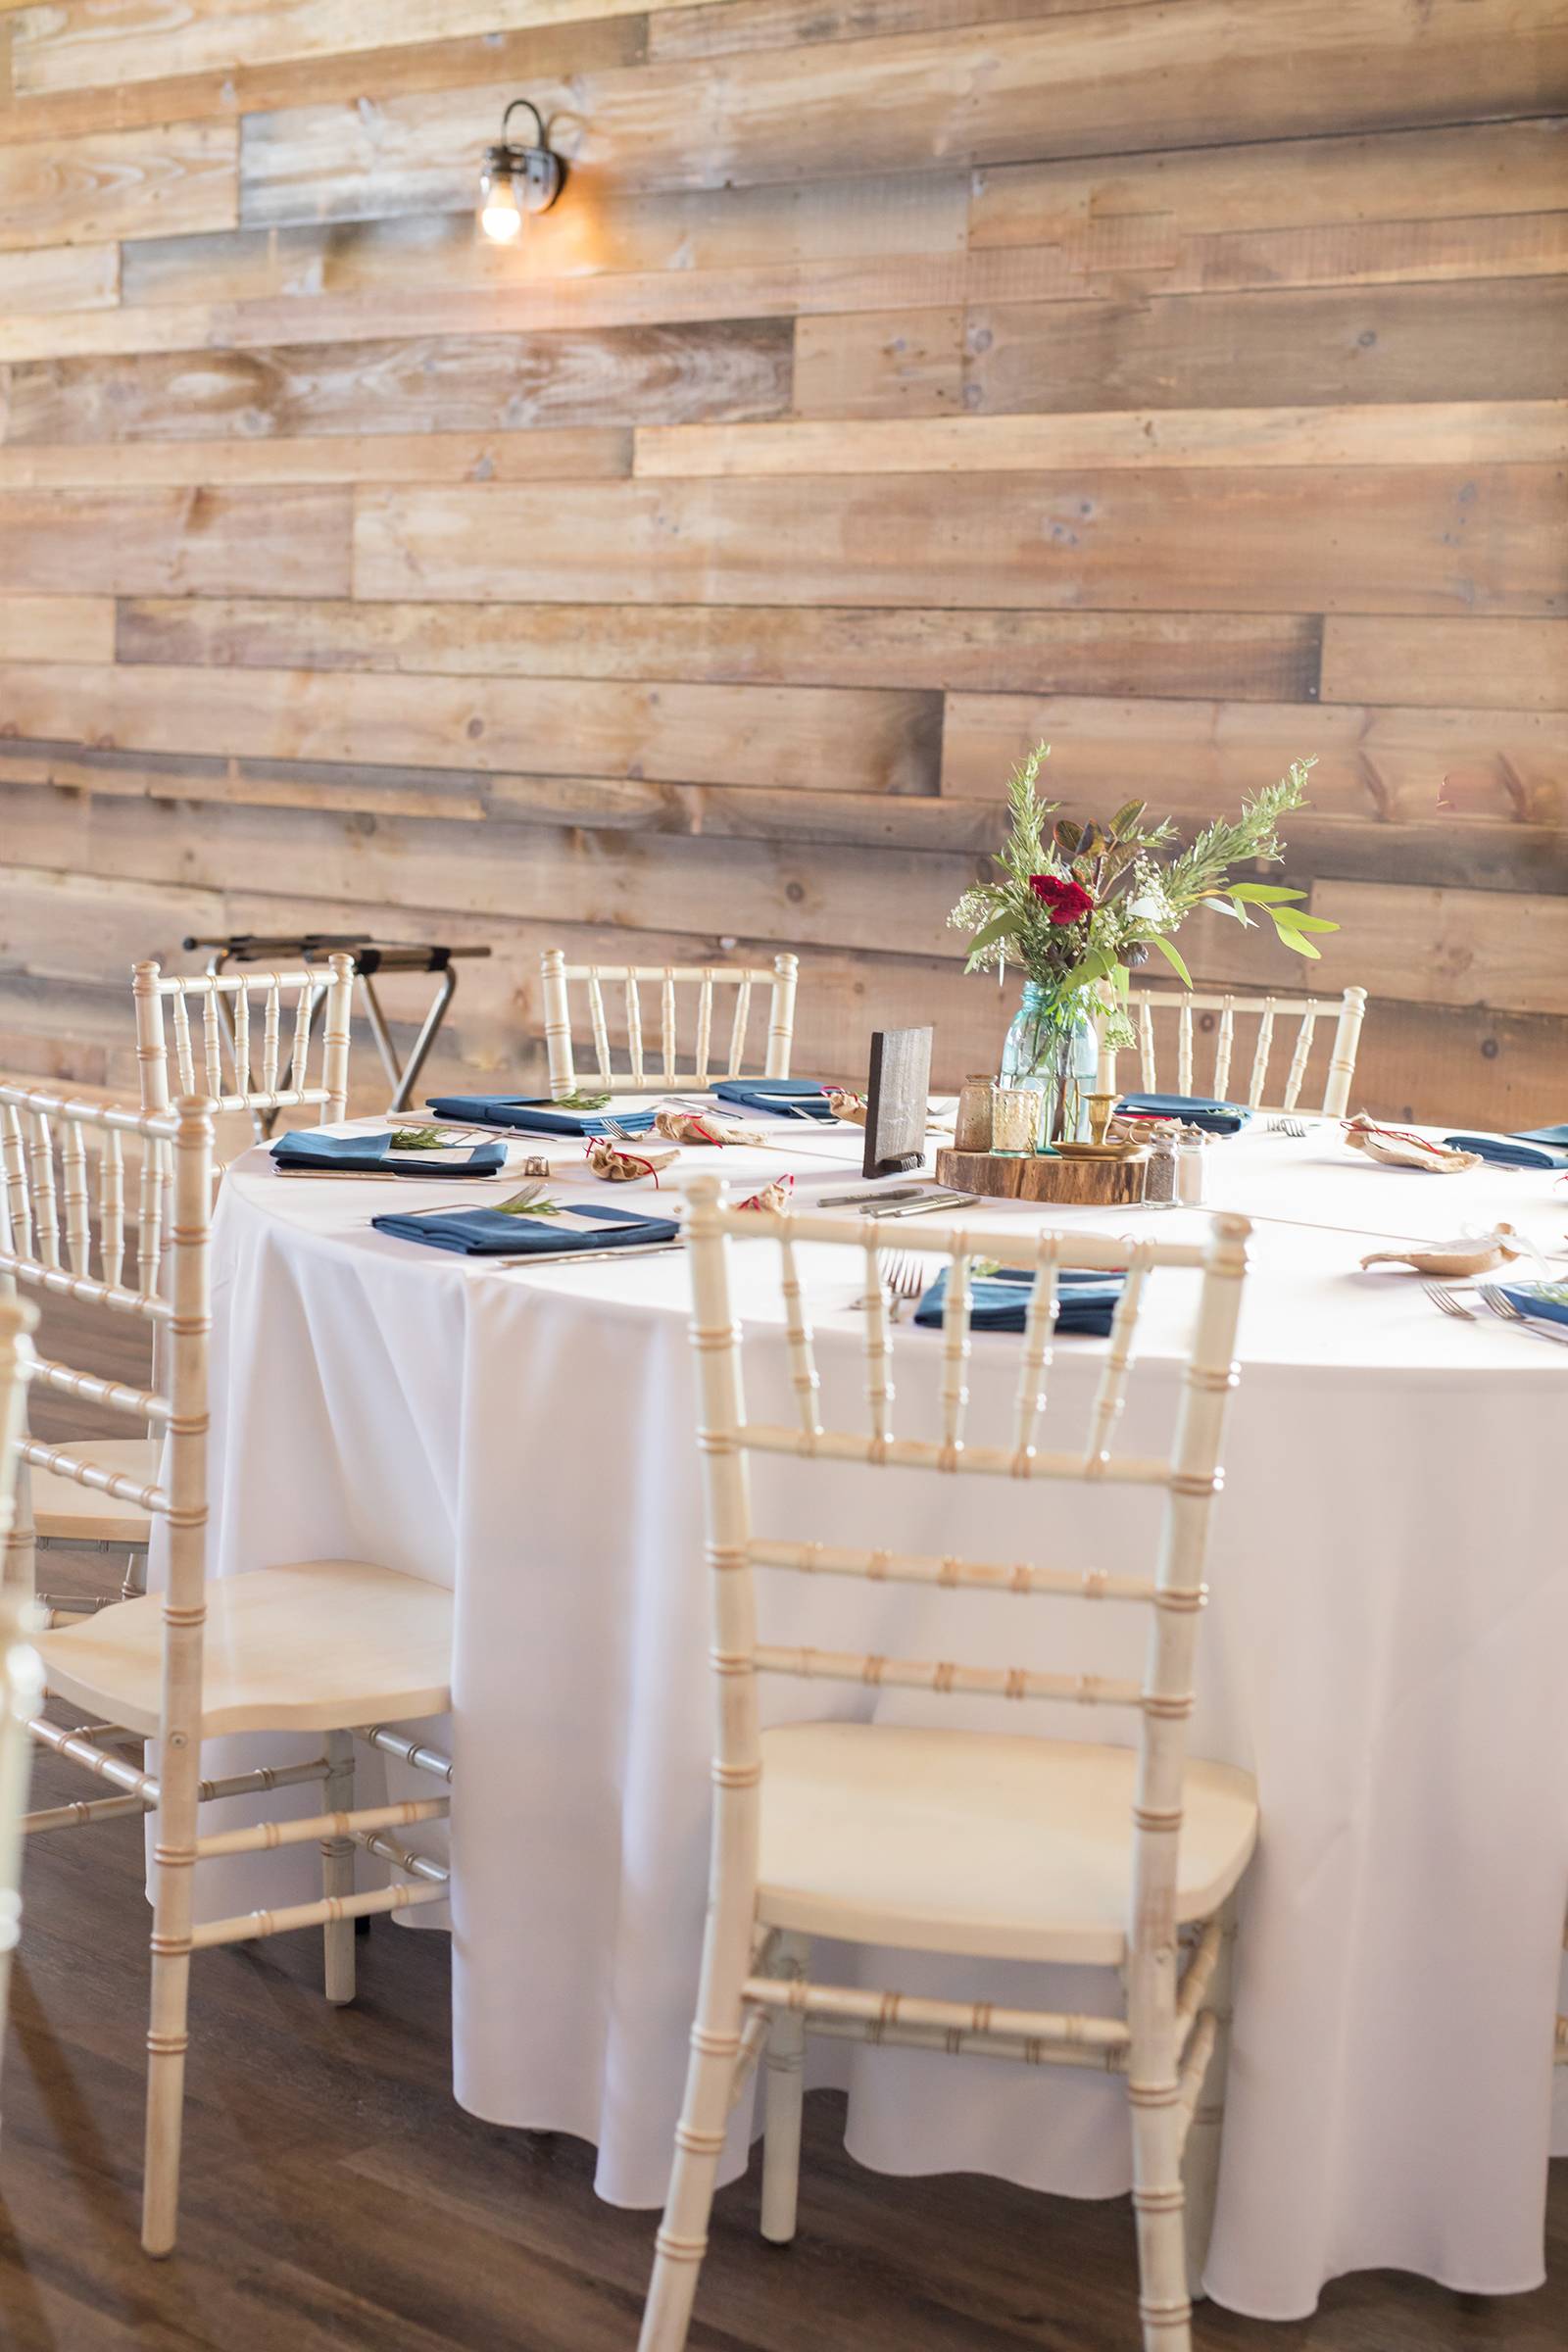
[0,0,1565,1119]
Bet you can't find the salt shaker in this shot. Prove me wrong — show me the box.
[1176,1129,1208,1206]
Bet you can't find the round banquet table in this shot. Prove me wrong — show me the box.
[190,1111,1568,2322]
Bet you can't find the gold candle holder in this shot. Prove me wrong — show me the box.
[1087,1092,1118,1146]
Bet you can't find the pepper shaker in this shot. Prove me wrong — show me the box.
[1142,1129,1178,1207]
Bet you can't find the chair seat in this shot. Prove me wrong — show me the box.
[37,1561,453,1740]
[30,1437,160,1546]
[757,1722,1257,1966]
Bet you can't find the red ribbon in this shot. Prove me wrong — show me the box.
[737,1172,794,1212]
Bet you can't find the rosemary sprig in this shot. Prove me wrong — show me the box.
[492,1182,564,1216]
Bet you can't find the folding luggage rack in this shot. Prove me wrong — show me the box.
[182,934,492,1125]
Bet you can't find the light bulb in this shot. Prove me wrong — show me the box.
[478,168,522,243]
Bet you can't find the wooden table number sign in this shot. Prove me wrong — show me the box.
[862,1026,934,1180]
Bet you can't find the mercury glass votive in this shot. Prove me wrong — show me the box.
[954,1073,996,1152]
[991,1082,1041,1156]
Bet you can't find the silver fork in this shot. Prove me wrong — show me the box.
[858,1246,927,1320]
[1479,1284,1568,1348]
[1266,1116,1308,1138]
[1422,1280,1476,1321]
[877,1247,928,1321]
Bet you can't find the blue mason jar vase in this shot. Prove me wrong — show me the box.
[999,980,1100,1151]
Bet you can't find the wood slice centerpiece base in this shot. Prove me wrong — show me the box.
[935,1148,1150,1205]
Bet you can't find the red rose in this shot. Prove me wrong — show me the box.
[1028,873,1097,925]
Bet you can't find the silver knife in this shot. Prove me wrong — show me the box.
[862,1193,980,1218]
[490,1240,685,1270]
[820,1184,931,1207]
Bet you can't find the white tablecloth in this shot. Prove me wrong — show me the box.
[196,1113,1568,2321]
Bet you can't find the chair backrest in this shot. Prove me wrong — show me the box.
[1123,984,1366,1116]
[683,1175,1250,1952]
[132,956,355,1127]
[540,951,799,1098]
[0,1090,211,1655]
[0,1295,42,2082]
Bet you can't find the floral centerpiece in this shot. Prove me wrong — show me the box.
[948,745,1336,1148]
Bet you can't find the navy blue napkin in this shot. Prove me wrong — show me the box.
[370,1200,678,1257]
[1499,1283,1568,1330]
[1116,1093,1250,1137]
[1514,1124,1568,1149]
[914,1265,1125,1336]
[1441,1134,1568,1171]
[270,1130,508,1177]
[711,1079,837,1122]
[425,1095,656,1139]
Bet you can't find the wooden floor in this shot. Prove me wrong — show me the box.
[5,1298,1564,2351]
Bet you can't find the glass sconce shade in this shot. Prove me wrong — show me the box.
[477,105,564,243]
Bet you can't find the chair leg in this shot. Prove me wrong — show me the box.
[121,1546,146,1602]
[1129,2086,1192,2352]
[321,1729,356,2006]
[1127,1943,1191,2352]
[141,1738,199,2257]
[760,1930,808,2245]
[639,1965,751,2351]
[1183,1902,1237,2302]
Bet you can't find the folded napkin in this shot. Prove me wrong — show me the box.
[1515,1123,1568,1148]
[914,1264,1125,1336]
[370,1200,679,1257]
[1116,1093,1250,1137]
[425,1095,656,1139]
[270,1130,508,1177]
[1499,1283,1568,1329]
[710,1079,837,1122]
[1440,1133,1568,1171]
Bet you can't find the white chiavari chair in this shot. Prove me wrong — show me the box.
[640,1180,1254,2352]
[24,956,357,1614]
[540,950,799,1098]
[1121,984,1367,1117]
[133,952,355,1136]
[11,1096,172,1621]
[0,1086,454,2256]
[0,1295,43,2098]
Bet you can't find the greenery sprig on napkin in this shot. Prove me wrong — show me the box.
[492,1183,564,1216]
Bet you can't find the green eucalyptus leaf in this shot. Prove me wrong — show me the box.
[1270,924,1323,959]
[1149,933,1194,987]
[964,909,1019,959]
[1227,883,1307,904]
[1271,909,1339,934]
